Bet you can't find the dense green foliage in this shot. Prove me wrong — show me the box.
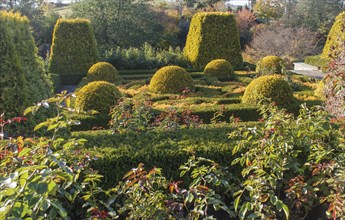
[256,55,284,75]
[203,59,234,79]
[105,43,189,70]
[0,11,52,117]
[71,0,168,50]
[314,80,326,100]
[284,0,343,37]
[184,12,243,69]
[0,0,60,56]
[230,103,345,219]
[71,124,247,188]
[242,75,295,107]
[76,81,121,114]
[49,19,98,84]
[322,12,345,59]
[87,62,121,84]
[149,66,194,94]
[253,0,284,21]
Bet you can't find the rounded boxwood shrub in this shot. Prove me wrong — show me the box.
[149,66,194,94]
[242,75,294,106]
[204,59,234,79]
[87,62,121,84]
[256,56,284,75]
[49,19,98,84]
[76,81,122,114]
[184,12,243,69]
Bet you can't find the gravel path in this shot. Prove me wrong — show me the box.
[290,70,325,79]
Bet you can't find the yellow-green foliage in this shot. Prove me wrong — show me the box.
[322,12,345,59]
[87,62,121,84]
[314,80,326,100]
[184,12,242,69]
[242,75,294,106]
[0,11,52,117]
[256,56,284,75]
[149,66,194,94]
[76,81,122,114]
[204,59,234,78]
[49,19,98,82]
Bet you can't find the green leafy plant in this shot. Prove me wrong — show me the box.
[0,92,84,219]
[230,102,345,219]
[109,98,154,134]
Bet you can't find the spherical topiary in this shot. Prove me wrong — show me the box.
[204,59,234,79]
[256,56,284,75]
[149,66,194,94]
[76,81,121,114]
[87,62,121,84]
[242,75,294,106]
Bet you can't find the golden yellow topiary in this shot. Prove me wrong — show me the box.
[87,62,121,84]
[76,81,121,114]
[314,80,326,100]
[204,59,234,79]
[256,56,284,75]
[242,75,294,106]
[184,12,242,69]
[149,66,194,94]
[322,12,345,59]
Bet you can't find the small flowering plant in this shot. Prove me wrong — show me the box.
[0,112,27,140]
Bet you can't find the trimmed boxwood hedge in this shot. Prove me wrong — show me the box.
[0,11,52,117]
[184,12,242,69]
[49,19,98,84]
[322,11,345,59]
[71,122,258,188]
[69,103,259,131]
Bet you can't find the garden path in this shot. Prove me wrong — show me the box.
[290,62,325,79]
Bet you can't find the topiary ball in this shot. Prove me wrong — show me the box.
[87,62,121,84]
[256,56,284,75]
[242,75,294,106]
[76,81,122,114]
[149,66,194,94]
[204,59,234,79]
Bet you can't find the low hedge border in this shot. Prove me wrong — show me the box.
[71,122,258,188]
[68,103,259,131]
